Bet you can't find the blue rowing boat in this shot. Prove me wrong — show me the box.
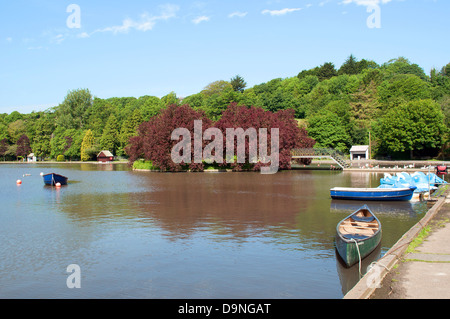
[43,173,68,186]
[330,186,416,201]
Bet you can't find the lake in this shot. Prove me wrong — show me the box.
[0,163,433,298]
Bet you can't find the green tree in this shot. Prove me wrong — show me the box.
[339,54,359,75]
[120,109,143,155]
[201,80,233,97]
[317,62,337,81]
[80,129,96,161]
[297,67,319,80]
[7,120,27,143]
[5,111,23,124]
[85,98,115,136]
[377,74,431,110]
[230,75,247,93]
[381,57,428,80]
[182,93,205,110]
[138,95,164,120]
[375,99,446,157]
[307,111,352,153]
[100,114,119,154]
[55,88,93,130]
[32,116,54,159]
[441,63,450,77]
[64,129,84,160]
[0,118,8,141]
[161,91,179,106]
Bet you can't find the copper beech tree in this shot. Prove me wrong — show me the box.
[126,103,315,172]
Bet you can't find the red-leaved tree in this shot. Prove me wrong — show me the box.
[16,134,32,159]
[126,104,212,171]
[215,103,315,171]
[127,103,315,172]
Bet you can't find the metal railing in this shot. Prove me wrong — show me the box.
[291,148,350,169]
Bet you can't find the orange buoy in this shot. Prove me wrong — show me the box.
[16,180,22,185]
[55,182,61,188]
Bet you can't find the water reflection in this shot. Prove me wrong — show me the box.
[0,165,431,298]
[336,245,383,296]
[330,200,425,217]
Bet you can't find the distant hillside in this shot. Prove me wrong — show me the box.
[0,55,448,161]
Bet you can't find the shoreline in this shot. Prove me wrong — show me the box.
[344,186,450,299]
[2,159,448,174]
[0,161,129,164]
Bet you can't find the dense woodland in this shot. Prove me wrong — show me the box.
[0,56,449,163]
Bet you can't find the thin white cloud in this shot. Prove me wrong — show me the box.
[52,34,65,44]
[192,16,210,24]
[228,11,248,18]
[97,16,154,34]
[85,4,179,37]
[340,0,392,5]
[6,37,12,43]
[27,46,45,51]
[262,8,302,16]
[77,32,90,39]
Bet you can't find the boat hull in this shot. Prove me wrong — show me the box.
[336,230,382,267]
[330,187,416,201]
[43,173,68,186]
[335,205,382,267]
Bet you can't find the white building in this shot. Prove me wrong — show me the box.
[350,145,369,161]
[27,153,37,162]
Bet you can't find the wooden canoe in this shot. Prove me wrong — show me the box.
[335,205,382,267]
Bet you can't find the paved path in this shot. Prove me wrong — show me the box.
[371,198,450,299]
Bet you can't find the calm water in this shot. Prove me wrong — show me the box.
[0,163,433,298]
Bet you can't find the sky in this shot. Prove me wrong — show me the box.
[0,0,448,114]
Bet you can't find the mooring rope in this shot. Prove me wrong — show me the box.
[351,238,362,278]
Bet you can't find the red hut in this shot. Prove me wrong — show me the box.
[97,150,114,163]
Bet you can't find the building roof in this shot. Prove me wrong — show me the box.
[27,153,35,157]
[349,145,369,153]
[98,150,114,157]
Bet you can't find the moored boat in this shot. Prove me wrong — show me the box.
[335,205,382,267]
[330,186,416,201]
[43,173,68,186]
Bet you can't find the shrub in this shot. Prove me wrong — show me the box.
[132,159,159,170]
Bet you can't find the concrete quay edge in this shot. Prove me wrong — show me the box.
[343,193,448,299]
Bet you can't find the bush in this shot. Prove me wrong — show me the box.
[57,155,65,162]
[132,159,159,170]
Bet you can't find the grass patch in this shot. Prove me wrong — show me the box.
[406,226,431,254]
[133,159,159,170]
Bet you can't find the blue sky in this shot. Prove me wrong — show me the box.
[0,0,448,114]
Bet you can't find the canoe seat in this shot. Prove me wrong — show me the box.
[351,215,375,223]
[343,234,369,240]
[339,225,375,237]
